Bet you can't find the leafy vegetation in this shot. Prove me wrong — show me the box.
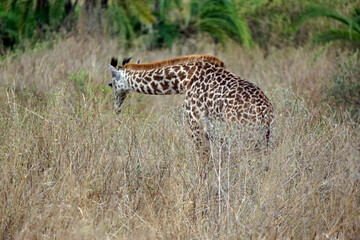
[1,0,358,53]
[0,0,78,52]
[102,0,155,43]
[237,0,357,49]
[188,0,252,47]
[1,0,254,51]
[105,0,253,49]
[295,5,360,47]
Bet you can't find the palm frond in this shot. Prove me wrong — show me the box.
[313,29,360,44]
[224,8,252,48]
[294,5,360,47]
[15,0,35,35]
[294,5,352,31]
[195,18,230,46]
[190,0,253,48]
[351,15,360,33]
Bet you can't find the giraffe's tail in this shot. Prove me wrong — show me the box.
[261,108,275,148]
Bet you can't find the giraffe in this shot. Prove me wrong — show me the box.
[108,54,274,153]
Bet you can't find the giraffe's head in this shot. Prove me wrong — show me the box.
[108,57,132,113]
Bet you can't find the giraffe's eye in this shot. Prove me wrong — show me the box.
[108,82,113,87]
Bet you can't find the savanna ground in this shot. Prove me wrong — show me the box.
[0,36,359,239]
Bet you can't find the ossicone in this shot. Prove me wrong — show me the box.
[122,57,132,66]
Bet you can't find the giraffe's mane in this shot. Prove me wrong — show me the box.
[123,54,225,70]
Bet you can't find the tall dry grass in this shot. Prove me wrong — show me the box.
[0,36,359,239]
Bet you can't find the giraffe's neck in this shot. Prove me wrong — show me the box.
[123,64,199,95]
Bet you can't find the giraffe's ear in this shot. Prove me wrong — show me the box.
[109,64,118,76]
[122,57,132,66]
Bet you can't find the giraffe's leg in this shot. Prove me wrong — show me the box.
[183,99,206,154]
[183,96,214,179]
[187,116,209,159]
[185,113,216,181]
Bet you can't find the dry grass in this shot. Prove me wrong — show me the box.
[0,36,359,239]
